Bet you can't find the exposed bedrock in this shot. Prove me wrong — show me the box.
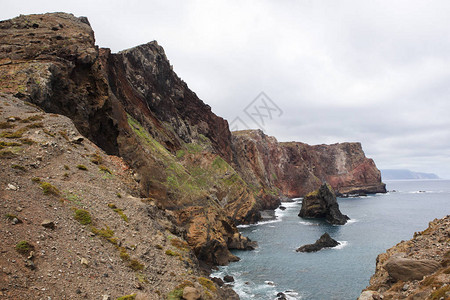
[231,130,386,199]
[296,233,340,252]
[298,183,350,225]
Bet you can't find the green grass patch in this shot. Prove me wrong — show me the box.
[128,259,144,271]
[40,181,60,195]
[116,294,136,300]
[19,115,44,123]
[5,213,18,220]
[167,288,183,300]
[175,149,185,159]
[198,277,216,292]
[0,127,27,138]
[11,164,26,171]
[15,241,34,255]
[0,141,21,148]
[76,164,87,170]
[74,209,91,225]
[99,165,112,174]
[42,128,55,137]
[170,238,190,251]
[20,138,34,145]
[165,249,181,257]
[26,122,43,128]
[108,204,129,222]
[90,153,103,165]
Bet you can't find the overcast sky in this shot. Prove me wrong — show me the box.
[2,1,450,178]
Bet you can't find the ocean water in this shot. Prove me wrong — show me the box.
[212,180,450,300]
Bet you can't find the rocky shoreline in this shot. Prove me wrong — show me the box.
[359,215,450,300]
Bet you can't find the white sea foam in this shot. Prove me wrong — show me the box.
[237,218,282,229]
[298,221,319,226]
[346,219,358,224]
[333,241,348,250]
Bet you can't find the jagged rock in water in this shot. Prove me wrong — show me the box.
[298,183,350,225]
[296,233,340,252]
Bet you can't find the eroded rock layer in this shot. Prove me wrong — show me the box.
[232,129,386,199]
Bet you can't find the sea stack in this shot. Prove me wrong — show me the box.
[296,233,340,252]
[298,183,350,225]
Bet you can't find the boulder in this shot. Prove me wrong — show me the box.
[41,219,55,229]
[211,277,224,287]
[182,286,201,300]
[384,255,440,281]
[358,291,381,300]
[223,275,234,282]
[298,183,349,225]
[296,233,340,252]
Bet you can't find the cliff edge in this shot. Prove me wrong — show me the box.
[359,216,450,300]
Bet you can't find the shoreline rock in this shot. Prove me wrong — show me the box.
[298,183,350,225]
[296,233,340,252]
[359,215,450,299]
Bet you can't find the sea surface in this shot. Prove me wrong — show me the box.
[211,180,450,300]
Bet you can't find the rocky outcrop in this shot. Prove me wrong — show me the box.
[360,216,450,300]
[384,255,441,282]
[232,130,386,200]
[296,233,340,252]
[0,13,258,267]
[298,183,350,225]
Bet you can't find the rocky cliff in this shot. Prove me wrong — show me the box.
[0,13,258,269]
[359,216,450,300]
[0,12,386,294]
[232,129,386,199]
[0,94,238,299]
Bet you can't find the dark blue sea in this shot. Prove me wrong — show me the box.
[212,180,450,300]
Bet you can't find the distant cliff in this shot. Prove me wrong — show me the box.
[232,129,386,202]
[381,169,440,180]
[0,11,385,277]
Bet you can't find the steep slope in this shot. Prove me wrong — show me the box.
[0,94,238,299]
[359,216,450,300]
[232,129,386,198]
[0,12,258,267]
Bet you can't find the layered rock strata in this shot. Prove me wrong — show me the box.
[232,129,386,199]
[298,183,350,225]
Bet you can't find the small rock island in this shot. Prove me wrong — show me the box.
[296,233,340,252]
[298,183,350,225]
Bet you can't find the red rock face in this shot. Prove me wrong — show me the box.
[232,130,386,199]
[0,12,385,268]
